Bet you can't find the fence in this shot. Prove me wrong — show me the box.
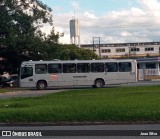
[138,69,159,80]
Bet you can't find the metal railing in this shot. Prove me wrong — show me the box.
[138,69,159,80]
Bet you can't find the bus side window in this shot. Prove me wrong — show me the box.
[105,63,118,72]
[118,62,132,72]
[91,63,104,72]
[63,64,76,73]
[77,63,90,73]
[48,64,62,73]
[35,64,47,74]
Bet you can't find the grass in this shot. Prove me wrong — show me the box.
[0,86,160,123]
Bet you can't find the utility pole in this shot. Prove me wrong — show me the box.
[93,37,101,59]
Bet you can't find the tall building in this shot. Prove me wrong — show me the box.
[70,19,80,47]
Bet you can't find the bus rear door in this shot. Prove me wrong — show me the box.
[117,61,137,83]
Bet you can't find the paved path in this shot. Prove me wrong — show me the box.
[0,89,65,99]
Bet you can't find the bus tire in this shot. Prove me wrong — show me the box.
[94,79,104,88]
[37,81,47,90]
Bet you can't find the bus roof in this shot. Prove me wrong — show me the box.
[21,59,136,65]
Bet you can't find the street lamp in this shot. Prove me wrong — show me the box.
[93,37,101,59]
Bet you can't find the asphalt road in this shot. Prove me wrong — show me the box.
[0,124,160,139]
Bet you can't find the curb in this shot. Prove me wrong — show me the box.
[0,121,160,126]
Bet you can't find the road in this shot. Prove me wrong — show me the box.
[123,80,160,86]
[0,124,160,139]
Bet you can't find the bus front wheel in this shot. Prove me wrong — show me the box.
[37,81,47,90]
[94,79,104,88]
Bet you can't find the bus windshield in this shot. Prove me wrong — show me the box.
[21,67,33,79]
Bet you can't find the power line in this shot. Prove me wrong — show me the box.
[58,24,160,30]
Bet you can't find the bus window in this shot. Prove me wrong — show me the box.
[91,63,104,72]
[21,67,33,79]
[105,63,118,72]
[63,63,76,73]
[35,64,47,74]
[118,62,131,72]
[77,63,90,73]
[48,64,62,73]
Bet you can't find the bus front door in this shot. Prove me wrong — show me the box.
[20,66,35,88]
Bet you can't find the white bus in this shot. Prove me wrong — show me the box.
[19,59,137,90]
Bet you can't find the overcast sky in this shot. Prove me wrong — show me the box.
[41,0,160,44]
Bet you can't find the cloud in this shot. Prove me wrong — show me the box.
[42,0,160,44]
[121,31,132,37]
[139,0,160,10]
[84,12,97,19]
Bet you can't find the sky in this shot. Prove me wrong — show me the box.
[41,0,160,44]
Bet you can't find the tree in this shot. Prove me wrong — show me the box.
[0,0,56,73]
[59,44,99,60]
[0,0,98,74]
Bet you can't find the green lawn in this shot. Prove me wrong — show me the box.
[0,86,160,123]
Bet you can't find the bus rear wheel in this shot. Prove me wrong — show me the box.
[94,79,104,88]
[37,81,47,90]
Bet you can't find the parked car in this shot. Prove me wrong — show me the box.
[0,75,19,87]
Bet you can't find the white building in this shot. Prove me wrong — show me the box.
[81,42,160,59]
[81,42,160,81]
